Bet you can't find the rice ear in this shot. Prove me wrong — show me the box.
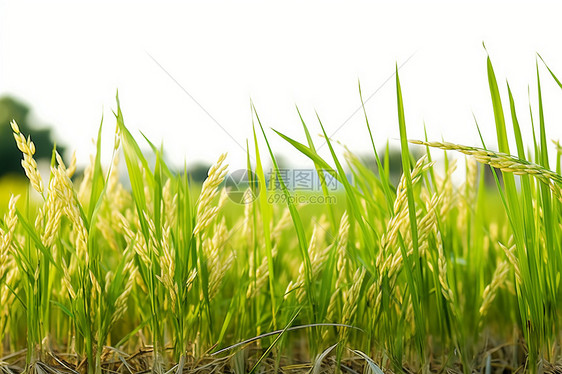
[11,120,44,194]
[410,139,562,200]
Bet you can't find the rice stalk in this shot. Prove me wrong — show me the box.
[410,140,562,200]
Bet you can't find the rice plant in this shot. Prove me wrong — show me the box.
[0,53,561,373]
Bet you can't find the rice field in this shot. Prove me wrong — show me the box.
[1,55,562,374]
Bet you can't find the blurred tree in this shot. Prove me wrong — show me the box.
[360,146,423,186]
[0,96,64,177]
[187,163,212,184]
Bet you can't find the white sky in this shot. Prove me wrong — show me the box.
[1,0,562,170]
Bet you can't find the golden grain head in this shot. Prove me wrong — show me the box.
[342,267,366,326]
[411,139,562,200]
[479,260,510,317]
[10,120,20,134]
[11,122,44,194]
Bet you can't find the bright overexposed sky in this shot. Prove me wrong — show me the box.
[1,1,562,170]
